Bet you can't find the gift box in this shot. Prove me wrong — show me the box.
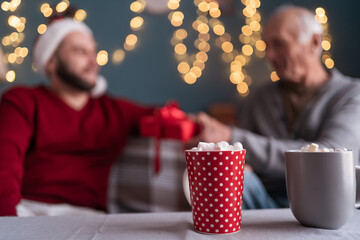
[139,102,200,173]
[108,137,191,213]
[140,101,198,141]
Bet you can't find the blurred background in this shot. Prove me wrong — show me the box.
[0,0,359,113]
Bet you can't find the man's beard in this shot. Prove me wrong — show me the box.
[56,57,95,92]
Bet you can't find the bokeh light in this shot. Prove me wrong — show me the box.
[6,70,16,82]
[242,44,253,56]
[174,29,188,40]
[130,16,144,30]
[325,58,334,69]
[237,82,248,94]
[96,50,108,66]
[37,24,47,34]
[270,71,280,82]
[56,1,69,13]
[174,43,187,55]
[221,41,233,53]
[178,62,190,74]
[184,72,197,84]
[112,49,126,64]
[74,9,87,22]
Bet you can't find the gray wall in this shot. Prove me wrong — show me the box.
[1,0,359,112]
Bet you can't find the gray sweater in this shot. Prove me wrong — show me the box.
[231,69,360,193]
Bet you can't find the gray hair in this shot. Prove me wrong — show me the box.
[272,5,323,44]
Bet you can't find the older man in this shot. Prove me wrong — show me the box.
[0,18,154,216]
[191,6,360,208]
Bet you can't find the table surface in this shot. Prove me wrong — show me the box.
[0,208,359,240]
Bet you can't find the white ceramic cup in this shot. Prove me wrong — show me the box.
[285,151,360,229]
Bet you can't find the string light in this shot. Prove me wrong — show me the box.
[130,16,144,30]
[324,58,334,69]
[0,0,336,89]
[74,9,87,22]
[255,39,266,51]
[130,0,145,13]
[56,0,69,13]
[96,50,108,66]
[37,24,47,34]
[5,70,16,82]
[125,34,138,47]
[1,0,21,12]
[237,81,249,94]
[204,0,263,96]
[167,0,263,94]
[315,7,334,69]
[169,0,218,85]
[1,0,27,84]
[112,49,125,65]
[33,0,145,68]
[41,3,53,18]
[170,0,263,96]
[168,0,180,10]
[270,71,280,82]
[109,0,147,65]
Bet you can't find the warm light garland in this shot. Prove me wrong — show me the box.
[229,0,263,96]
[315,7,334,70]
[1,1,335,90]
[169,0,263,96]
[111,0,146,65]
[1,0,27,83]
[37,0,146,67]
[35,1,91,69]
[169,0,215,85]
[170,1,335,96]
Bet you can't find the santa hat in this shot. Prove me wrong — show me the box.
[32,18,106,97]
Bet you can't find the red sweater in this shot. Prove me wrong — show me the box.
[0,86,154,216]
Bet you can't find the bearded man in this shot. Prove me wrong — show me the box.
[0,17,154,216]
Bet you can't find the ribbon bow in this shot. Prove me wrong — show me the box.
[140,101,198,174]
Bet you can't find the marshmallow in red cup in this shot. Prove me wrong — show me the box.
[183,141,246,234]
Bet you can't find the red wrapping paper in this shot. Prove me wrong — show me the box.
[140,102,199,173]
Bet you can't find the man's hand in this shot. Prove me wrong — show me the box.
[187,112,232,148]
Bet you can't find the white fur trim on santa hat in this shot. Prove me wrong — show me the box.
[91,75,107,98]
[32,18,93,77]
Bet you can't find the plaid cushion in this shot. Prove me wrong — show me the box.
[108,137,191,213]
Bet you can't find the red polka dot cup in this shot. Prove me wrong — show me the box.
[183,150,246,234]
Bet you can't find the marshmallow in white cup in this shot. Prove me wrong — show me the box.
[299,143,348,152]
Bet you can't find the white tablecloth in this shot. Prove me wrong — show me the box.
[1,209,359,240]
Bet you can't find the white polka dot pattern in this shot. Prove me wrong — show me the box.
[185,150,246,234]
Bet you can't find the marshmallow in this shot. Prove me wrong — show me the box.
[335,148,347,152]
[300,145,310,152]
[308,143,319,152]
[198,142,215,151]
[234,142,243,150]
[215,141,230,150]
[190,141,244,151]
[298,143,348,152]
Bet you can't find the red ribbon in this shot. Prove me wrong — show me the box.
[140,101,197,174]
